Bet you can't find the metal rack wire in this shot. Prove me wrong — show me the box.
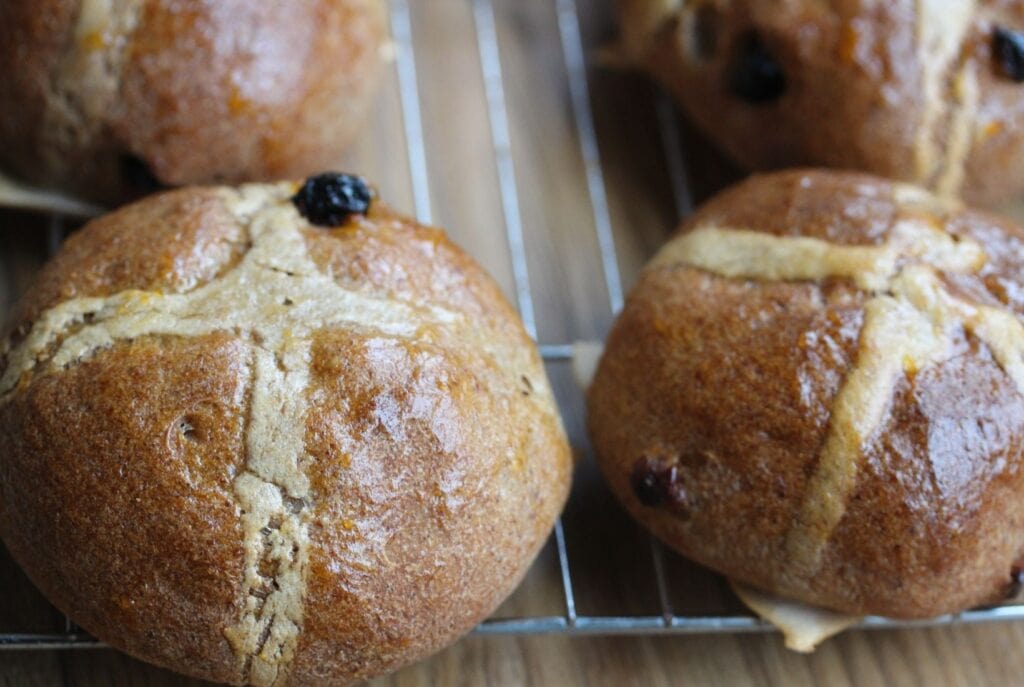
[3,0,1024,651]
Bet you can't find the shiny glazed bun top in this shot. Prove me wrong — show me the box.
[0,175,572,686]
[618,0,1024,206]
[589,169,1024,619]
[0,0,387,203]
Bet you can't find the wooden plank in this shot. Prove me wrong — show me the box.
[0,653,63,687]
[490,0,615,343]
[407,0,517,300]
[31,623,1024,687]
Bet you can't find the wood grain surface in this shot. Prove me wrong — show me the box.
[2,0,1024,685]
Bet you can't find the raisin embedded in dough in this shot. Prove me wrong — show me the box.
[729,33,786,104]
[994,26,1024,82]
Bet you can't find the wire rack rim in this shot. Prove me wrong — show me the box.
[6,604,1024,650]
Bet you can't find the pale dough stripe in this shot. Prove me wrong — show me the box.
[58,0,144,142]
[647,227,899,291]
[934,62,980,198]
[913,0,978,195]
[897,265,1024,393]
[650,211,1024,580]
[0,195,458,399]
[0,184,462,687]
[222,343,315,687]
[648,219,984,290]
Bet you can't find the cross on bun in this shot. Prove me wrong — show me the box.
[0,177,572,685]
[588,169,1024,619]
[617,0,1024,206]
[0,0,386,203]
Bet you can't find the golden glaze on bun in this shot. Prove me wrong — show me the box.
[589,169,1024,619]
[0,180,572,685]
[618,0,1024,206]
[0,0,387,203]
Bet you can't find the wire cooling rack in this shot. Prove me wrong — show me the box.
[4,0,1024,651]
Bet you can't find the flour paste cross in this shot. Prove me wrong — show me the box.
[651,198,1024,580]
[0,185,462,686]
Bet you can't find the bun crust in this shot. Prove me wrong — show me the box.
[0,0,386,203]
[0,182,572,685]
[588,170,1024,619]
[618,0,1024,206]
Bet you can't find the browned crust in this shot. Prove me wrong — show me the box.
[303,204,528,342]
[0,184,571,684]
[292,329,568,684]
[0,332,250,684]
[115,0,386,187]
[4,187,248,343]
[0,0,386,203]
[0,0,91,191]
[588,170,1024,618]
[617,0,1024,206]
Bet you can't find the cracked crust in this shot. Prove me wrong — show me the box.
[0,0,387,203]
[617,0,1024,206]
[0,182,572,685]
[589,170,1024,618]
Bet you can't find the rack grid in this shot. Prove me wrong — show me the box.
[3,0,1024,652]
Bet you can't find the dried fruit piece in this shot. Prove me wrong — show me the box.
[994,27,1024,82]
[729,33,786,104]
[292,173,373,227]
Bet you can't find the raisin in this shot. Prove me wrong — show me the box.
[292,172,373,227]
[631,458,666,507]
[729,33,786,104]
[630,456,690,516]
[994,27,1024,82]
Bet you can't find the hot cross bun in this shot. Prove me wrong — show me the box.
[618,0,1024,206]
[0,176,572,685]
[588,169,1024,618]
[0,0,386,203]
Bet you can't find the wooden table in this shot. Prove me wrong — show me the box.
[3,1,1024,684]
